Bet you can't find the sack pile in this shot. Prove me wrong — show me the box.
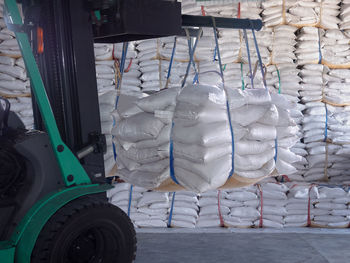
[113,82,301,192]
[196,187,260,228]
[108,182,350,229]
[7,96,33,129]
[285,184,318,227]
[168,191,199,228]
[262,0,340,29]
[340,0,350,36]
[311,186,350,228]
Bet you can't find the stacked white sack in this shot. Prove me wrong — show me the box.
[136,37,198,92]
[181,0,202,16]
[113,42,142,97]
[262,0,340,29]
[270,25,297,65]
[340,0,350,37]
[196,187,260,228]
[300,64,327,182]
[7,97,34,129]
[94,43,113,61]
[267,64,306,180]
[296,27,324,65]
[271,93,304,179]
[296,28,350,67]
[227,88,278,180]
[322,29,350,66]
[255,183,288,228]
[0,57,30,97]
[323,69,350,105]
[172,83,232,192]
[98,90,117,175]
[135,191,170,228]
[226,186,260,228]
[114,84,298,191]
[113,87,177,189]
[168,191,199,228]
[285,183,319,227]
[107,183,145,223]
[311,186,350,228]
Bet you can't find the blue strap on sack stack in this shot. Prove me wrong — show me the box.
[112,42,129,161]
[127,184,133,217]
[243,29,254,89]
[212,17,235,179]
[167,192,176,227]
[324,103,328,142]
[170,29,202,185]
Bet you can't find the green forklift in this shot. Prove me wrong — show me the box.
[0,0,262,262]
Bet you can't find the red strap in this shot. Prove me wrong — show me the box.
[258,184,263,228]
[112,44,116,60]
[201,6,206,16]
[237,3,241,18]
[217,190,225,227]
[124,58,133,73]
[282,175,291,182]
[307,185,315,227]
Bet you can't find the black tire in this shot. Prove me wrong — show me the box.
[31,194,136,263]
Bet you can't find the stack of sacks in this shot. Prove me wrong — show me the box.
[287,0,340,29]
[340,0,350,37]
[240,2,262,20]
[296,27,324,65]
[270,25,297,65]
[323,69,350,105]
[107,182,145,221]
[196,188,259,228]
[303,103,350,182]
[262,0,340,29]
[285,183,319,227]
[199,3,236,17]
[300,64,327,182]
[0,56,30,96]
[94,43,113,61]
[225,186,260,228]
[181,0,202,16]
[167,191,199,228]
[266,64,306,181]
[98,90,117,175]
[96,60,115,94]
[321,30,350,66]
[255,183,288,228]
[196,190,230,228]
[218,30,241,65]
[272,93,304,179]
[297,28,350,67]
[7,97,34,129]
[228,88,277,181]
[113,87,177,189]
[223,63,250,90]
[240,25,272,65]
[114,81,297,191]
[311,186,350,228]
[172,83,232,192]
[136,37,198,92]
[114,42,142,97]
[135,191,170,228]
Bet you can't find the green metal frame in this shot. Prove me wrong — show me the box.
[5,0,91,187]
[0,1,112,262]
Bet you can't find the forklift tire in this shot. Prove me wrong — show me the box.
[31,195,137,263]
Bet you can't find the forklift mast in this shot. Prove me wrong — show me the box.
[27,0,106,182]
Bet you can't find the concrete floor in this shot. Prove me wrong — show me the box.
[134,228,350,263]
